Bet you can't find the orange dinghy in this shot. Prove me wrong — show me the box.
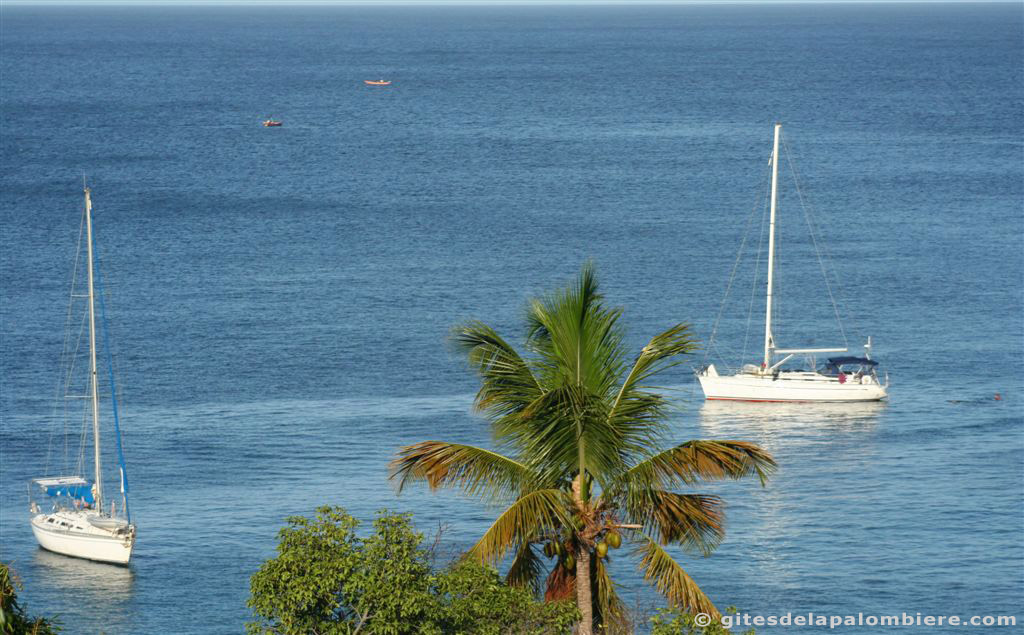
[263,119,283,127]
[364,80,391,86]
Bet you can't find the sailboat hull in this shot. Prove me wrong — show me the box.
[31,512,135,564]
[698,366,887,402]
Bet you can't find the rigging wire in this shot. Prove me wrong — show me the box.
[742,186,769,368]
[75,400,88,479]
[69,310,89,477]
[703,152,774,371]
[781,134,850,349]
[704,129,857,374]
[46,200,88,477]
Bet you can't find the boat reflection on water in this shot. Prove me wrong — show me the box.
[34,547,135,589]
[32,548,135,629]
[696,399,886,436]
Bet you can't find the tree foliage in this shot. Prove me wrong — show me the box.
[433,561,578,634]
[246,507,576,635]
[391,263,776,634]
[0,563,60,635]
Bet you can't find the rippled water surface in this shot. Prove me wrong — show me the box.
[1,4,1021,633]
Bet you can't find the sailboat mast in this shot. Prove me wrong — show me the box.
[84,186,103,511]
[763,123,781,370]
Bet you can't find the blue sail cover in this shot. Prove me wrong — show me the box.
[96,234,131,523]
[45,483,95,503]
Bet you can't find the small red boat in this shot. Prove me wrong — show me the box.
[263,119,283,127]
[364,80,391,86]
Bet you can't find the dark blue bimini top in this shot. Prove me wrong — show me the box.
[828,356,879,367]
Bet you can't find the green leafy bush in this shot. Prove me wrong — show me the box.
[432,561,577,634]
[247,507,576,635]
[1,563,60,635]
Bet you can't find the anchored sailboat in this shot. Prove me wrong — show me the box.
[696,124,888,403]
[29,186,136,564]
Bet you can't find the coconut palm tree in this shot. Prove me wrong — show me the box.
[390,264,775,634]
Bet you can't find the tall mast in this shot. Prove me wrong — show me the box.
[85,186,103,511]
[763,123,781,370]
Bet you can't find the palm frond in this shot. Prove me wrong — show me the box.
[599,323,699,464]
[502,383,643,491]
[525,261,601,346]
[504,385,581,478]
[624,491,724,556]
[467,489,574,564]
[633,534,720,618]
[505,540,545,594]
[609,322,698,420]
[525,262,627,403]
[622,440,777,490]
[389,441,534,500]
[453,320,543,420]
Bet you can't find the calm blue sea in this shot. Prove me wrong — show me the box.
[1,3,1022,633]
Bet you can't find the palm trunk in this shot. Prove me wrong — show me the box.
[575,542,593,635]
[572,474,593,635]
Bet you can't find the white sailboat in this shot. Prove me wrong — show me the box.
[696,124,888,403]
[29,186,136,564]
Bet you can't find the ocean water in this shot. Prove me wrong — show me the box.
[1,3,1021,633]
